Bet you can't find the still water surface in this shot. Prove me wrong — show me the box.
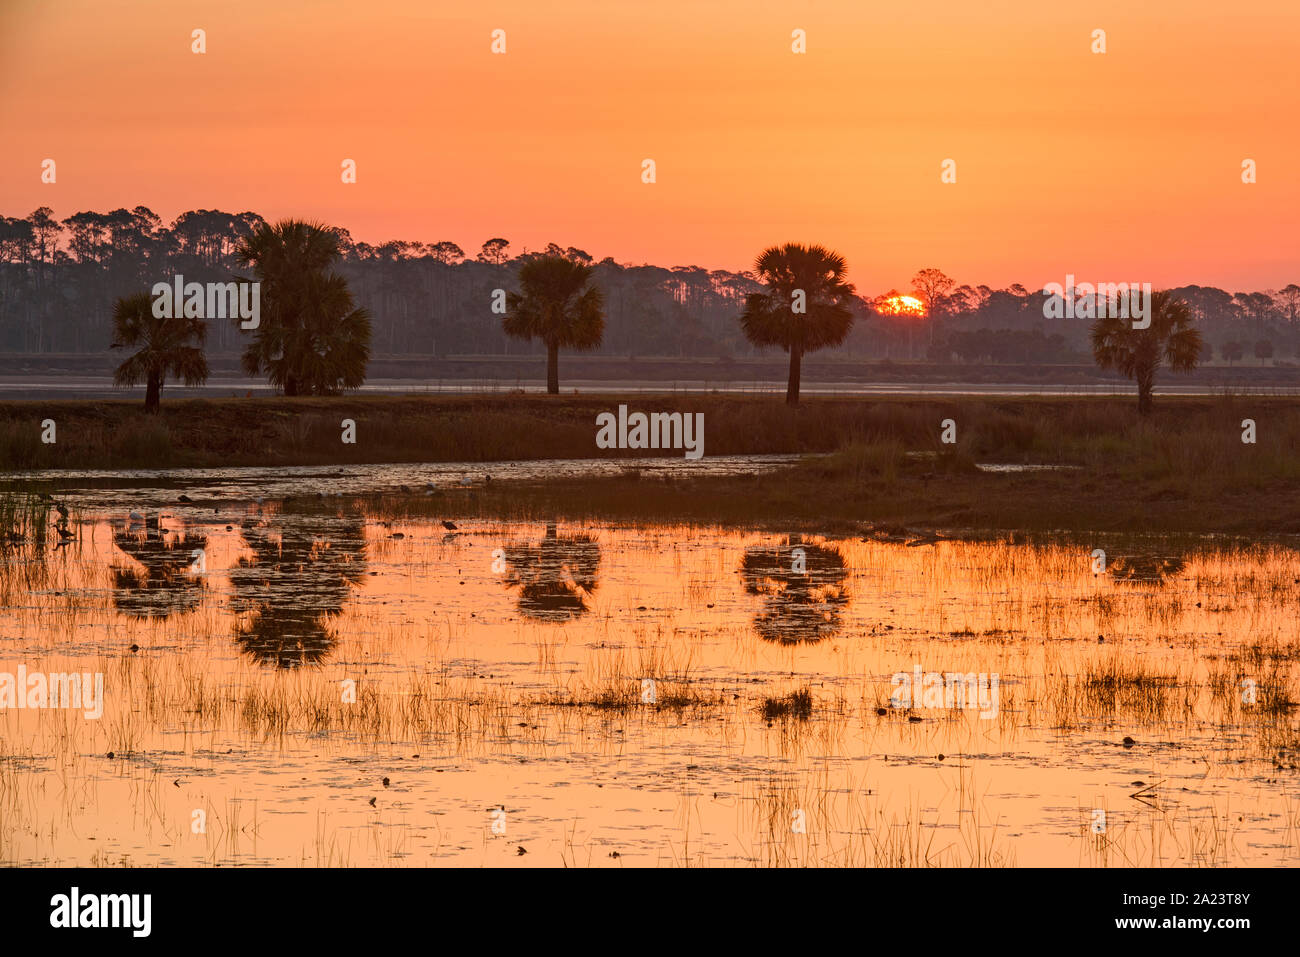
[0,472,1296,866]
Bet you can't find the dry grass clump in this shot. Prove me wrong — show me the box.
[760,688,813,721]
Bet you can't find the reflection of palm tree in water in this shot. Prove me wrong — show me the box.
[1109,553,1187,586]
[501,523,600,621]
[111,516,208,619]
[228,516,367,667]
[739,536,850,644]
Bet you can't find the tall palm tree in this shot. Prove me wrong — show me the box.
[110,292,207,412]
[236,219,371,395]
[504,256,605,394]
[1091,290,1202,414]
[739,243,856,405]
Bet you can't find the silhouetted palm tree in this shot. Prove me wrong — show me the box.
[504,256,605,394]
[110,292,207,412]
[499,523,601,621]
[739,536,850,644]
[236,219,371,395]
[1091,290,1202,415]
[739,244,856,405]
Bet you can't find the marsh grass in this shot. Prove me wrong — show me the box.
[0,490,46,544]
[760,688,813,722]
[0,423,40,470]
[3,518,1299,866]
[7,393,1300,479]
[814,440,904,485]
[748,766,1014,867]
[540,643,722,713]
[1079,658,1181,720]
[1077,796,1244,868]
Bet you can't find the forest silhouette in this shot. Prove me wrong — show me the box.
[4,206,1298,369]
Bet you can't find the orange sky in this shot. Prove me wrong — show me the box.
[2,0,1297,292]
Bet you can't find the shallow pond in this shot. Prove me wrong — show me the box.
[1,481,1297,866]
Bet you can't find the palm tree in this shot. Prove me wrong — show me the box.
[503,256,605,394]
[236,219,371,395]
[1091,290,1202,414]
[110,292,207,412]
[739,243,856,405]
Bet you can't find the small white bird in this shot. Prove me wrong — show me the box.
[459,475,473,486]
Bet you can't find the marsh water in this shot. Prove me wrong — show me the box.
[1,465,1298,867]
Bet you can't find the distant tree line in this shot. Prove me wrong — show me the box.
[3,206,1299,366]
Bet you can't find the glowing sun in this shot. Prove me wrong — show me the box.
[875,294,927,317]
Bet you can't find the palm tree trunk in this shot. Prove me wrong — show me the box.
[786,346,802,406]
[1136,368,1155,415]
[145,373,161,413]
[547,343,559,395]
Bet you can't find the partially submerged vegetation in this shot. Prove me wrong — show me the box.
[6,393,1296,535]
[2,516,1298,866]
[2,392,1296,471]
[760,687,814,721]
[3,387,1300,865]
